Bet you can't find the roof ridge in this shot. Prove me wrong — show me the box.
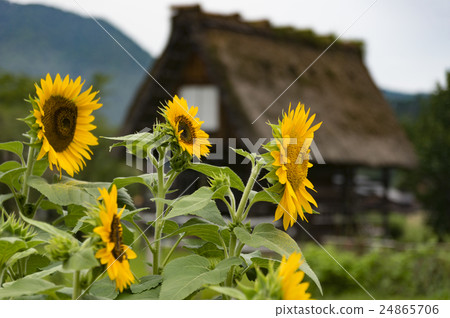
[171,4,363,53]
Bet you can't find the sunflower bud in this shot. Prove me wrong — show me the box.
[45,235,79,262]
[0,214,36,241]
[207,173,232,201]
[238,262,283,300]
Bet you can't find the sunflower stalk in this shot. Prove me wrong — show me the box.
[130,219,154,254]
[235,160,263,223]
[21,137,36,205]
[72,270,81,300]
[161,233,185,268]
[152,147,167,275]
[225,232,237,290]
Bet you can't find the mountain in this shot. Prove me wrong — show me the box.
[0,0,153,126]
[382,89,430,120]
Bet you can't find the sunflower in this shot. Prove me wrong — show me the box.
[94,185,136,292]
[278,252,311,300]
[33,74,102,176]
[270,103,321,230]
[162,95,211,158]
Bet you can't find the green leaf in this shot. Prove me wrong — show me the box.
[0,237,27,267]
[233,223,322,293]
[0,161,22,172]
[249,189,281,205]
[89,278,118,299]
[0,141,24,162]
[184,242,224,261]
[188,163,245,191]
[195,202,227,227]
[234,223,299,257]
[40,200,64,215]
[250,256,281,270]
[116,187,136,210]
[160,255,241,299]
[63,247,99,271]
[105,132,167,158]
[5,248,37,268]
[26,264,65,279]
[231,147,256,165]
[211,185,229,200]
[121,221,135,246]
[32,158,48,177]
[164,218,222,246]
[208,286,247,300]
[60,204,86,233]
[67,179,136,210]
[161,219,179,234]
[116,286,161,300]
[0,193,14,206]
[112,174,157,190]
[0,167,26,190]
[165,187,212,216]
[121,207,147,222]
[240,250,262,267]
[20,212,77,243]
[27,176,97,207]
[164,187,226,226]
[0,278,62,299]
[130,275,162,294]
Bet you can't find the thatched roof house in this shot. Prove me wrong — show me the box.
[123,5,416,169]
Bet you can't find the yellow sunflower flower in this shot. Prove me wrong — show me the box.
[270,102,321,230]
[278,252,311,300]
[94,185,136,292]
[33,73,102,176]
[162,95,211,158]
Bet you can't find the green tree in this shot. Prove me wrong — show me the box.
[409,72,450,239]
[0,72,36,142]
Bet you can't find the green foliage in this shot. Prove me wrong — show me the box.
[402,72,450,239]
[164,218,223,246]
[0,141,24,163]
[164,187,226,226]
[0,277,63,299]
[188,163,245,191]
[27,176,98,208]
[62,247,99,271]
[160,255,241,299]
[303,243,450,299]
[0,72,36,143]
[234,223,321,293]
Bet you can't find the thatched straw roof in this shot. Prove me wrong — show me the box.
[123,5,417,168]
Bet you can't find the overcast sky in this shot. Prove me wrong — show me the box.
[9,0,450,93]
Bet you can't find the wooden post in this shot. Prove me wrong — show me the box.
[381,168,391,237]
[342,166,356,235]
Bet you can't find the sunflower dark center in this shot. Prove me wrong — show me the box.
[41,95,77,152]
[110,215,125,262]
[175,115,195,144]
[286,144,309,191]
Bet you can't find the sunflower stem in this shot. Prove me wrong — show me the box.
[152,149,166,275]
[225,233,237,289]
[164,170,180,192]
[234,161,263,223]
[161,233,185,268]
[22,138,36,205]
[72,270,81,300]
[131,219,154,254]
